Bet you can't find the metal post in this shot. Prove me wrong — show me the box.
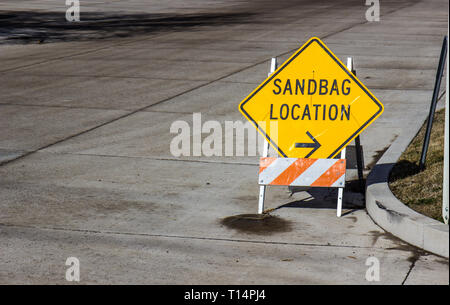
[419,36,448,170]
[347,57,365,192]
[258,57,277,214]
[355,135,365,192]
[443,34,449,224]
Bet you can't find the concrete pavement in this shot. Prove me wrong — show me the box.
[0,0,448,284]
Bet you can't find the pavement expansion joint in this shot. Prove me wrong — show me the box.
[36,151,259,166]
[0,222,379,250]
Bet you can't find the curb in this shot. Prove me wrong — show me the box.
[366,120,449,258]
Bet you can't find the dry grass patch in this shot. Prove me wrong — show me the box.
[389,108,445,222]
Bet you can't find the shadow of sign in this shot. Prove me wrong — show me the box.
[277,187,365,211]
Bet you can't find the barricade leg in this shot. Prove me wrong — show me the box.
[257,57,277,214]
[337,145,347,217]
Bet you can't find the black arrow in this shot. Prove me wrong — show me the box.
[295,131,321,158]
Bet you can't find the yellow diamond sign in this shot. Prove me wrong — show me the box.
[239,37,384,159]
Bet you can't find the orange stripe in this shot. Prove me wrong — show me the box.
[259,157,277,174]
[310,159,346,187]
[270,158,317,185]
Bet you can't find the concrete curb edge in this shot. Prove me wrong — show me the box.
[365,120,449,258]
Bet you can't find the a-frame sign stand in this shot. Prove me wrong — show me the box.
[257,56,365,217]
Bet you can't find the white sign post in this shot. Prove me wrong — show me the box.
[258,57,277,214]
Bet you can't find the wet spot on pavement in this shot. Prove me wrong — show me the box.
[220,213,292,235]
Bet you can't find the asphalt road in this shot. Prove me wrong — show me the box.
[0,0,448,284]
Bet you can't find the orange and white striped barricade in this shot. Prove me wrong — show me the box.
[258,154,346,217]
[259,157,346,188]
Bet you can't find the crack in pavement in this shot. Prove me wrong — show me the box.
[402,257,418,285]
[33,151,260,166]
[0,222,395,251]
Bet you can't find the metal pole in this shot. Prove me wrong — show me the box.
[347,57,365,192]
[355,135,365,192]
[419,36,448,170]
[443,33,449,224]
